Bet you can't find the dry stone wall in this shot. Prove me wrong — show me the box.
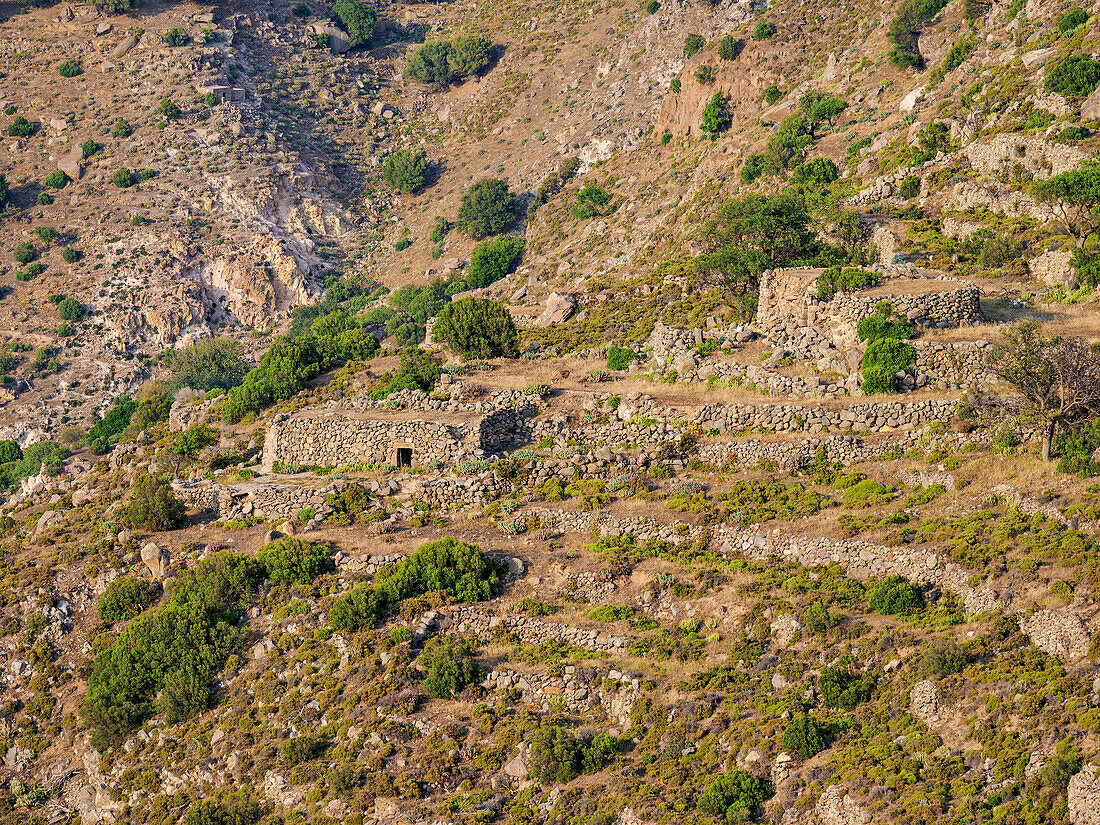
[694,398,957,435]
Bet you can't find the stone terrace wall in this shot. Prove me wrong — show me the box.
[693,398,956,435]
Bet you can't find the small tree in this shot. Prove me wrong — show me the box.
[433,297,519,359]
[1032,165,1100,247]
[717,35,741,60]
[332,0,376,48]
[169,423,219,474]
[405,40,455,84]
[58,59,83,78]
[783,714,830,759]
[0,440,21,464]
[7,116,36,138]
[111,118,133,138]
[418,637,481,698]
[170,337,249,391]
[382,148,429,194]
[156,98,181,121]
[466,235,524,289]
[120,472,187,531]
[753,20,777,40]
[456,178,520,239]
[700,93,730,134]
[991,320,1100,461]
[13,242,37,265]
[449,34,492,77]
[684,33,705,58]
[113,168,136,188]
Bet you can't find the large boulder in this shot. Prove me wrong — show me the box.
[140,542,169,578]
[1069,764,1100,825]
[58,146,83,181]
[1082,85,1100,122]
[536,292,576,327]
[312,23,350,54]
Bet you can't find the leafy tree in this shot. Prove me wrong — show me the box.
[372,346,443,397]
[467,235,525,289]
[867,575,923,615]
[684,33,705,58]
[799,90,847,125]
[98,577,160,622]
[717,35,741,60]
[125,383,172,437]
[1032,164,1100,247]
[382,148,429,194]
[329,583,383,632]
[332,0,376,47]
[1047,55,1100,97]
[457,178,520,239]
[783,714,830,758]
[818,666,876,709]
[697,770,773,817]
[700,93,730,134]
[764,84,783,105]
[992,320,1100,461]
[433,297,520,359]
[529,725,584,783]
[767,115,814,169]
[119,472,188,531]
[170,338,250,392]
[816,266,876,300]
[793,157,839,188]
[419,637,481,698]
[389,279,449,323]
[257,538,333,585]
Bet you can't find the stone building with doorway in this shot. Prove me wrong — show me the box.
[261,405,529,470]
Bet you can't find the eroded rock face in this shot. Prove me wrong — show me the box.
[1019,610,1091,663]
[910,679,938,727]
[815,785,871,825]
[1069,764,1100,825]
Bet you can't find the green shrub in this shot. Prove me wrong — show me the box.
[861,338,916,393]
[801,601,835,634]
[449,34,492,77]
[888,0,948,69]
[156,98,181,121]
[281,736,319,765]
[62,246,81,264]
[13,242,37,265]
[588,604,634,621]
[792,157,838,187]
[370,346,442,398]
[816,266,877,300]
[118,472,188,532]
[684,33,705,58]
[528,725,617,783]
[467,235,524,289]
[329,583,383,632]
[700,92,730,134]
[83,551,265,745]
[112,168,136,188]
[1058,7,1089,34]
[163,28,189,47]
[405,40,455,84]
[764,84,783,105]
[457,178,520,239]
[111,118,133,138]
[0,441,20,464]
[898,175,921,199]
[868,575,923,615]
[571,182,612,219]
[7,116,36,137]
[921,637,969,676]
[93,0,136,11]
[941,36,975,73]
[799,90,847,124]
[433,297,519,359]
[694,64,716,84]
[783,714,830,758]
[419,637,481,698]
[377,537,506,605]
[98,577,160,622]
[0,441,65,489]
[607,345,638,371]
[292,2,310,16]
[57,297,84,321]
[58,59,82,77]
[753,20,776,40]
[332,0,376,48]
[1046,55,1100,97]
[645,0,659,12]
[33,227,58,245]
[857,303,914,343]
[843,479,896,508]
[817,666,875,709]
[697,770,773,817]
[257,538,333,585]
[169,337,249,392]
[717,35,741,60]
[382,148,429,194]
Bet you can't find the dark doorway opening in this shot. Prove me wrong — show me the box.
[396,447,413,468]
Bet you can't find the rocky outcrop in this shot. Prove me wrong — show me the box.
[815,786,870,825]
[140,543,169,578]
[910,679,939,727]
[536,292,577,327]
[1069,764,1100,825]
[1019,610,1090,663]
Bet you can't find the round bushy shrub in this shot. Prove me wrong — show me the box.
[607,345,637,371]
[43,171,68,190]
[783,714,830,758]
[34,227,59,244]
[1046,55,1100,97]
[58,298,85,321]
[860,337,916,393]
[898,175,921,199]
[382,148,429,194]
[697,771,773,818]
[644,0,659,12]
[0,440,21,464]
[466,235,524,289]
[718,35,741,61]
[754,20,777,40]
[418,637,481,698]
[111,118,133,138]
[257,537,333,585]
[684,33,705,58]
[7,116,36,138]
[98,577,160,622]
[818,666,875,709]
[163,28,189,47]
[58,59,83,77]
[13,242,37,265]
[456,178,520,239]
[112,168,136,188]
[62,246,81,264]
[868,574,923,615]
[119,472,187,531]
[764,84,783,105]
[332,0,376,48]
[433,297,519,359]
[1058,7,1089,34]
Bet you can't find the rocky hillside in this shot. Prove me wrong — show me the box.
[2,0,1100,824]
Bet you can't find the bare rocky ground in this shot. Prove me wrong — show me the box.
[0,0,1099,824]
